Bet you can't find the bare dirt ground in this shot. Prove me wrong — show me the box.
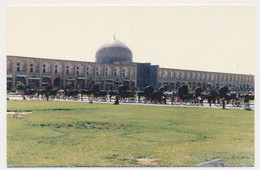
[136,158,159,165]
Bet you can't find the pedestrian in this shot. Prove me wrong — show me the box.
[89,94,94,103]
[114,95,119,105]
[45,84,52,101]
[218,85,229,109]
[244,93,250,110]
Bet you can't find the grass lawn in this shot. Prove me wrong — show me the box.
[7,100,254,167]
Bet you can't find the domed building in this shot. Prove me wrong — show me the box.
[95,37,133,64]
[6,37,254,91]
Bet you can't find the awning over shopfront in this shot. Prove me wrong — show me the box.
[17,75,27,77]
[43,75,52,78]
[77,77,86,80]
[29,77,40,80]
[66,79,75,81]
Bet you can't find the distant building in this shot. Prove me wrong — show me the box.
[7,37,254,91]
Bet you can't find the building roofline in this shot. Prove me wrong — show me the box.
[7,55,95,64]
[158,66,254,76]
[7,55,253,76]
[7,55,137,67]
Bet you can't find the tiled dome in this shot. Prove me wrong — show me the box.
[95,38,133,64]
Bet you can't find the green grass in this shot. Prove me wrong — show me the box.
[7,100,254,167]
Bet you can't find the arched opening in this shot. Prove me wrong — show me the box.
[192,82,197,90]
[42,77,51,87]
[216,83,220,90]
[29,76,40,88]
[66,77,75,87]
[15,77,26,90]
[202,83,207,90]
[76,78,85,89]
[188,82,191,89]
[169,82,175,90]
[176,82,180,90]
[54,77,63,88]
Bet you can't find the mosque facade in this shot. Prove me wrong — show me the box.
[7,38,254,91]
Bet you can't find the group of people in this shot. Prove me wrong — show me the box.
[21,82,252,109]
[178,84,247,109]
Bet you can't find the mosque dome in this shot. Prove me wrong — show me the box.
[95,37,133,64]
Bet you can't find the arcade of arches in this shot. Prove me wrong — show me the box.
[7,55,254,91]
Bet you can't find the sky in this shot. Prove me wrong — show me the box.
[6,5,254,75]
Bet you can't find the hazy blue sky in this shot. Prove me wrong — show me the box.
[6,5,254,75]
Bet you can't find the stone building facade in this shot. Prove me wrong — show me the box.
[6,38,254,91]
[7,55,137,90]
[157,67,254,91]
